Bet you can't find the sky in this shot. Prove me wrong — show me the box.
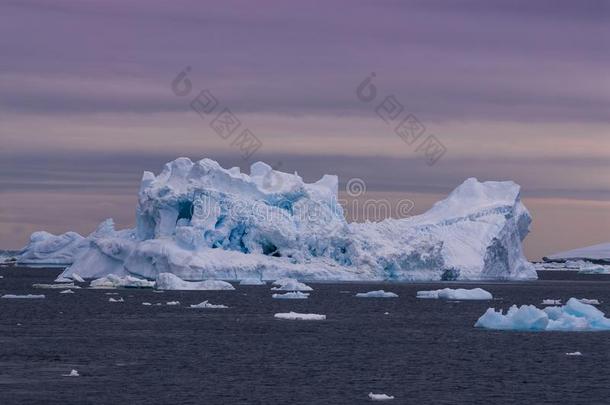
[0,0,609,259]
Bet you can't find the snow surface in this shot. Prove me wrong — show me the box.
[90,274,155,289]
[271,278,313,291]
[2,294,45,299]
[355,290,398,298]
[545,242,610,264]
[475,298,610,331]
[272,291,310,299]
[368,393,395,401]
[190,300,228,308]
[155,273,235,291]
[20,157,535,282]
[274,312,326,321]
[417,288,492,300]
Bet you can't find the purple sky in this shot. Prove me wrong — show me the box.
[0,0,609,258]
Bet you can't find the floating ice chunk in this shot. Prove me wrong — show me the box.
[356,290,398,298]
[33,283,80,289]
[189,300,228,309]
[155,273,235,291]
[541,299,562,305]
[71,273,85,283]
[2,294,45,299]
[475,298,610,331]
[240,278,266,285]
[274,312,326,321]
[142,302,152,306]
[368,392,395,401]
[108,297,124,303]
[566,351,582,356]
[271,278,313,291]
[417,288,492,300]
[578,298,600,305]
[272,291,310,299]
[54,276,73,283]
[90,274,155,289]
[105,292,119,295]
[166,301,180,306]
[63,369,80,377]
[60,289,74,294]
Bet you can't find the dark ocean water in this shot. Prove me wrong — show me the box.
[0,266,609,405]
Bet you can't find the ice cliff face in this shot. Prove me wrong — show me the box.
[19,157,536,281]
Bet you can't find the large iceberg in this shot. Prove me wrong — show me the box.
[18,157,536,282]
[544,242,610,264]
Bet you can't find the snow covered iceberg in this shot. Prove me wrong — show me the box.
[475,298,610,331]
[20,157,535,282]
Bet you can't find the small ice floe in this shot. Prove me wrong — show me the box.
[91,274,155,289]
[2,294,45,299]
[189,300,228,309]
[142,302,152,306]
[166,301,180,306]
[384,312,390,315]
[368,392,395,401]
[239,278,266,286]
[105,292,119,295]
[63,369,80,377]
[271,278,313,292]
[272,291,309,299]
[356,290,398,298]
[475,298,610,331]
[108,297,124,303]
[417,288,492,300]
[60,289,75,294]
[541,299,561,305]
[566,351,582,356]
[32,283,80,289]
[579,298,600,305]
[155,273,235,291]
[274,312,326,321]
[71,273,85,283]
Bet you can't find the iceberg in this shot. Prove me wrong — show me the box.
[19,157,535,282]
[239,278,266,285]
[368,393,395,401]
[271,278,313,292]
[272,291,310,299]
[578,298,600,305]
[544,242,610,264]
[355,290,398,298]
[155,273,235,291]
[274,312,326,321]
[90,274,155,289]
[417,288,492,300]
[475,298,610,331]
[189,300,228,308]
[63,369,80,377]
[1,294,46,299]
